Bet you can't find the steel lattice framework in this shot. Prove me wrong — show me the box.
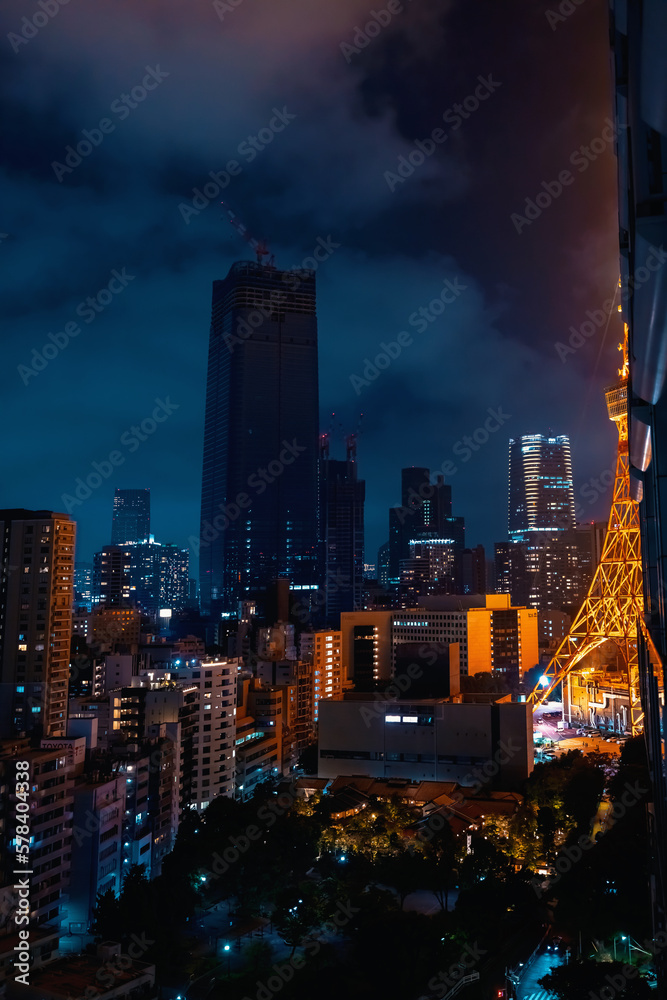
[529,330,660,735]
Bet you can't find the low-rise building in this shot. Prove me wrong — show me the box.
[318,694,532,787]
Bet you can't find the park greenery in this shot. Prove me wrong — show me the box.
[90,739,656,999]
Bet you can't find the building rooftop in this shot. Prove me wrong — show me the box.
[21,953,154,999]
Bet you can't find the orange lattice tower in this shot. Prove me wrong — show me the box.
[529,325,658,735]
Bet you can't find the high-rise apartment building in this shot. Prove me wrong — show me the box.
[0,509,75,739]
[508,434,576,538]
[93,545,131,607]
[111,489,150,545]
[142,659,237,809]
[312,630,344,722]
[317,438,365,623]
[0,740,76,978]
[199,260,319,613]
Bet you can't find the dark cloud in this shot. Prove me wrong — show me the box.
[1,0,619,571]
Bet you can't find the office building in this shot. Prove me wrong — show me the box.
[74,562,93,611]
[388,469,463,586]
[317,436,365,623]
[199,260,319,613]
[377,542,390,588]
[339,610,394,687]
[93,540,190,616]
[0,509,76,739]
[399,537,458,601]
[508,434,575,539]
[391,595,539,684]
[495,526,596,612]
[461,545,487,595]
[111,489,150,545]
[318,695,533,786]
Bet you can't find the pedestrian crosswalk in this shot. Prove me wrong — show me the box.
[522,992,550,1000]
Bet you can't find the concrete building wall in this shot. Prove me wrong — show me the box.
[517,608,539,675]
[340,611,393,683]
[466,609,493,674]
[318,697,533,786]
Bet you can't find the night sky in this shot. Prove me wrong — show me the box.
[2,0,622,573]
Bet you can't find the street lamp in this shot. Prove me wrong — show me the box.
[223,943,231,977]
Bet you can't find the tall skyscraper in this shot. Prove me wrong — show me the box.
[317,435,365,623]
[0,509,76,738]
[199,260,319,613]
[508,434,575,538]
[388,468,462,585]
[111,488,150,544]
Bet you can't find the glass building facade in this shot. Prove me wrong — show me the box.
[199,261,319,613]
[508,434,576,539]
[111,488,151,545]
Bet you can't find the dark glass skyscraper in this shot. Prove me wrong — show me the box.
[508,434,575,539]
[318,438,365,623]
[199,260,319,613]
[111,488,150,544]
[388,468,461,585]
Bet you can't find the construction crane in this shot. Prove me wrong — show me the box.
[221,202,275,266]
[346,412,364,461]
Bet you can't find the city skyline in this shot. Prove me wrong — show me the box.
[2,0,622,570]
[2,0,666,994]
